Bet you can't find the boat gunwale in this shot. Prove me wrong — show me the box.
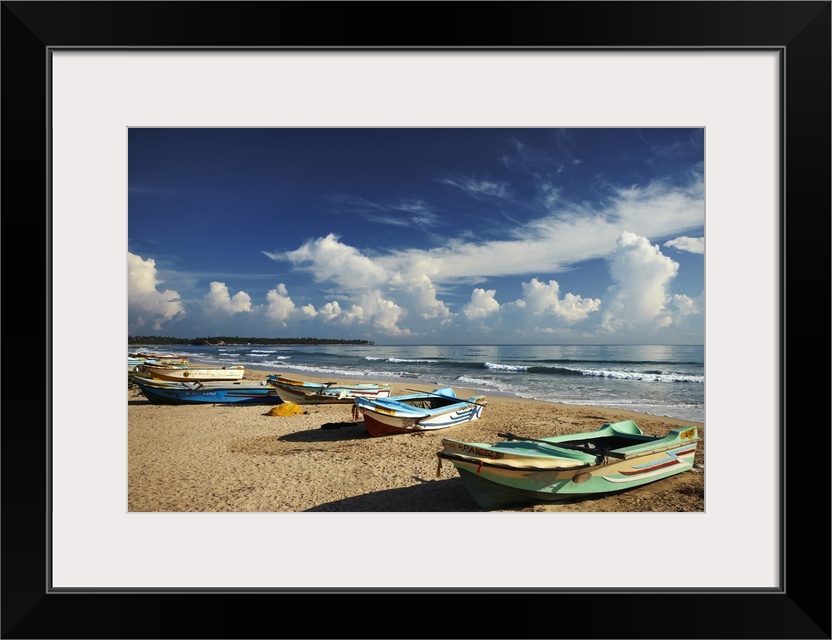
[357,390,487,417]
[439,422,699,469]
[267,375,392,393]
[438,451,595,473]
[505,436,698,460]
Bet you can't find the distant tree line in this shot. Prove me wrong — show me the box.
[128,336,375,346]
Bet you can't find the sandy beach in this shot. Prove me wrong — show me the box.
[128,368,704,513]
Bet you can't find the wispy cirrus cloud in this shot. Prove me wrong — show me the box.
[437,174,511,200]
[663,236,704,254]
[501,131,582,177]
[326,195,441,228]
[377,177,704,283]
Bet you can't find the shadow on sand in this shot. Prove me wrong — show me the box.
[276,422,371,443]
[274,423,488,511]
[303,476,482,512]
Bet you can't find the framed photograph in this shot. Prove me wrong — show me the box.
[4,1,829,638]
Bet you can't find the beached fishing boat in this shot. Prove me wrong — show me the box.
[132,376,246,389]
[133,377,283,405]
[140,363,245,382]
[129,352,190,366]
[355,387,487,437]
[436,420,699,510]
[128,353,188,377]
[266,374,393,404]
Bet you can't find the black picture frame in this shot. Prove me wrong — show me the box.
[3,1,829,638]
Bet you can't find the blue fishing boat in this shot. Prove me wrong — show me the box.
[133,377,283,406]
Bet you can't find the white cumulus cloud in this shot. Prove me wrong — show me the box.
[600,232,680,334]
[462,288,500,319]
[265,283,297,323]
[204,281,252,313]
[317,301,343,321]
[520,278,601,323]
[128,252,185,332]
[274,233,388,290]
[356,291,410,336]
[397,273,454,325]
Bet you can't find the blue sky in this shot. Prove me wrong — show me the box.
[128,127,704,345]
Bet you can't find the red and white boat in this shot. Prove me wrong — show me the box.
[355,387,486,437]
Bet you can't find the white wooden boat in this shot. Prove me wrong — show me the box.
[140,363,245,382]
[267,374,393,404]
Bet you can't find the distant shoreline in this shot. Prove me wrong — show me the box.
[128,337,375,347]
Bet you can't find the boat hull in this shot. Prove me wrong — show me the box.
[141,364,245,382]
[272,384,392,404]
[267,375,393,404]
[135,380,283,405]
[437,422,699,510]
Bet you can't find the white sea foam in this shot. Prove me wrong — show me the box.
[455,375,494,388]
[576,368,704,383]
[366,357,437,363]
[484,362,529,372]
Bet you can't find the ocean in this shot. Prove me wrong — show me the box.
[130,343,704,424]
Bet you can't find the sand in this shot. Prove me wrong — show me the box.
[128,368,704,513]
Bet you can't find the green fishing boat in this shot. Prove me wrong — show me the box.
[436,419,700,510]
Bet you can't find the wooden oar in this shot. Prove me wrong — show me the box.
[497,432,624,459]
[405,388,486,406]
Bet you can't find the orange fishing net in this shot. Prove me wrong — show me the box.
[267,402,306,416]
